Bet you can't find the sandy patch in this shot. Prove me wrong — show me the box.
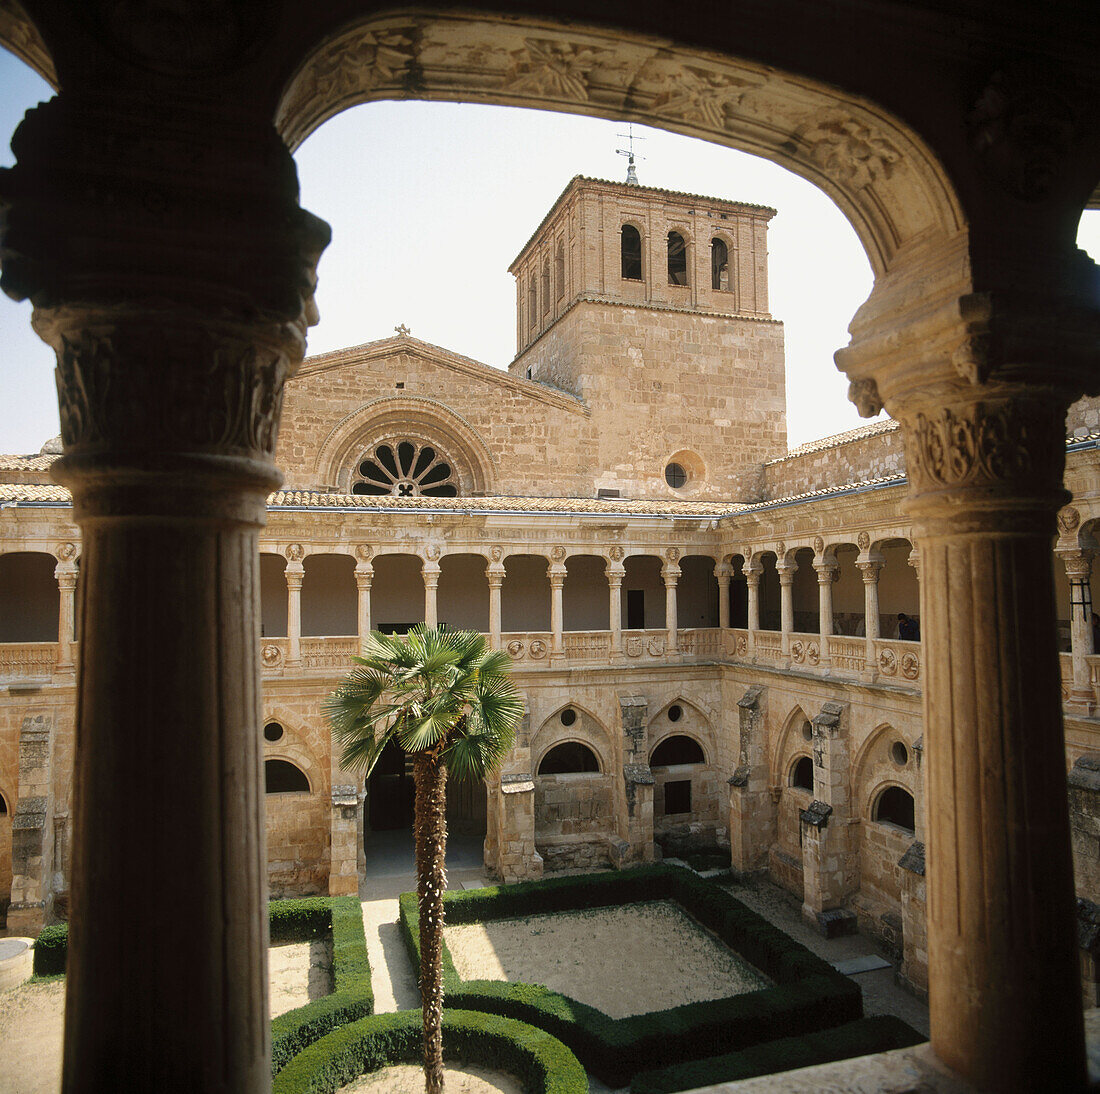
[0,940,336,1094]
[0,979,65,1094]
[339,1063,522,1094]
[444,899,770,1018]
[269,938,335,1018]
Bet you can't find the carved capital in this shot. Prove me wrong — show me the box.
[813,561,839,583]
[662,564,681,584]
[1060,549,1094,582]
[857,559,883,582]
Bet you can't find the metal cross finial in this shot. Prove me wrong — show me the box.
[616,123,646,185]
[395,323,411,336]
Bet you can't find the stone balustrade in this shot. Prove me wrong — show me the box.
[0,641,60,684]
[754,630,783,666]
[827,634,867,677]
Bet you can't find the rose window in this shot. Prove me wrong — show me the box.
[352,440,458,497]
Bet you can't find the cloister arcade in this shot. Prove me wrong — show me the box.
[0,1,1098,1091]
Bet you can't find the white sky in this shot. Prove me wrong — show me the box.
[1,49,1098,456]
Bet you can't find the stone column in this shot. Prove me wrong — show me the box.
[328,784,361,897]
[614,696,654,866]
[716,563,732,630]
[606,560,625,659]
[54,559,78,672]
[1060,549,1095,714]
[422,560,440,629]
[549,563,566,661]
[662,555,680,655]
[0,92,329,1091]
[355,548,372,654]
[814,557,837,674]
[487,563,505,648]
[857,556,882,681]
[727,685,775,873]
[6,713,55,934]
[898,389,1085,1090]
[745,563,761,662]
[800,701,856,936]
[776,557,795,664]
[285,558,304,667]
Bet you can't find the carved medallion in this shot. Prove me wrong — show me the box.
[501,39,605,101]
[1057,506,1081,535]
[878,648,898,675]
[506,639,524,657]
[56,541,77,561]
[857,531,870,551]
[528,639,548,659]
[608,545,624,562]
[490,545,503,562]
[285,543,304,561]
[775,540,785,558]
[355,544,373,561]
[665,546,680,562]
[550,546,566,562]
[261,644,282,667]
[901,652,920,680]
[425,544,441,561]
[791,640,805,664]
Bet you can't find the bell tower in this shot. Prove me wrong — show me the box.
[508,175,786,502]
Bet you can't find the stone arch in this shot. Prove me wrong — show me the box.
[532,701,611,770]
[314,396,497,495]
[647,694,715,754]
[261,705,326,786]
[0,5,55,86]
[264,757,312,794]
[275,12,963,280]
[853,722,920,809]
[620,220,644,280]
[536,739,602,775]
[771,703,814,787]
[788,753,814,791]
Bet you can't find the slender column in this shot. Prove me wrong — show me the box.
[606,561,625,658]
[857,556,882,681]
[776,557,795,663]
[814,558,837,674]
[487,564,505,648]
[54,560,78,671]
[0,91,330,1092]
[549,564,566,660]
[899,390,1085,1091]
[662,561,680,654]
[354,558,373,656]
[745,565,761,662]
[422,561,440,629]
[716,563,732,630]
[1060,549,1095,713]
[285,560,304,667]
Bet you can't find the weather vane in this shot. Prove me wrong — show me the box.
[616,124,646,185]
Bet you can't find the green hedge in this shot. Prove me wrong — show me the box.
[399,864,862,1087]
[32,923,68,976]
[30,896,374,1075]
[271,896,374,1074]
[630,1015,926,1092]
[272,1008,588,1094]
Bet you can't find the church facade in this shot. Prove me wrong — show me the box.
[2,174,1098,1006]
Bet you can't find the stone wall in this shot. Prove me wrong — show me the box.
[762,420,904,500]
[266,790,329,897]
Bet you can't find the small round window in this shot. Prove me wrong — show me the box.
[668,704,683,723]
[560,708,577,727]
[263,721,284,743]
[891,741,909,766]
[801,720,813,742]
[665,462,687,489]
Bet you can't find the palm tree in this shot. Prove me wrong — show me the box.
[324,625,523,1094]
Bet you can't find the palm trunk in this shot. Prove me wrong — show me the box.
[413,753,448,1094]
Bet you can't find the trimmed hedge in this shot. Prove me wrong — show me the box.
[32,923,68,976]
[399,864,862,1087]
[30,896,374,1075]
[272,1008,588,1094]
[271,896,374,1074]
[630,1015,926,1092]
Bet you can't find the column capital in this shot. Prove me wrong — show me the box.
[0,94,330,524]
[661,564,680,584]
[743,566,761,587]
[354,568,373,588]
[1058,547,1094,580]
[856,558,883,582]
[813,560,839,582]
[54,563,78,586]
[487,564,506,586]
[548,564,567,585]
[422,561,441,583]
[284,562,304,585]
[605,562,625,584]
[715,562,733,582]
[907,546,922,580]
[775,559,796,582]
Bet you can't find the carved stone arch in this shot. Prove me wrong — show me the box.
[260,705,326,786]
[275,11,963,280]
[770,703,813,787]
[648,727,710,767]
[853,722,919,815]
[866,778,918,827]
[532,701,611,770]
[534,736,605,776]
[0,2,56,86]
[1076,514,1100,552]
[314,397,497,496]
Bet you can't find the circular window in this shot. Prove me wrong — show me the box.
[352,440,458,497]
[665,462,687,489]
[263,721,284,743]
[891,741,909,766]
[802,720,813,742]
[560,708,577,727]
[668,704,683,723]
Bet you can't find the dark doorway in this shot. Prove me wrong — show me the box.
[368,737,414,831]
[627,589,645,629]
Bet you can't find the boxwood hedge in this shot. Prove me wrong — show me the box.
[30,896,374,1075]
[272,1007,588,1094]
[629,1014,926,1092]
[399,864,862,1087]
